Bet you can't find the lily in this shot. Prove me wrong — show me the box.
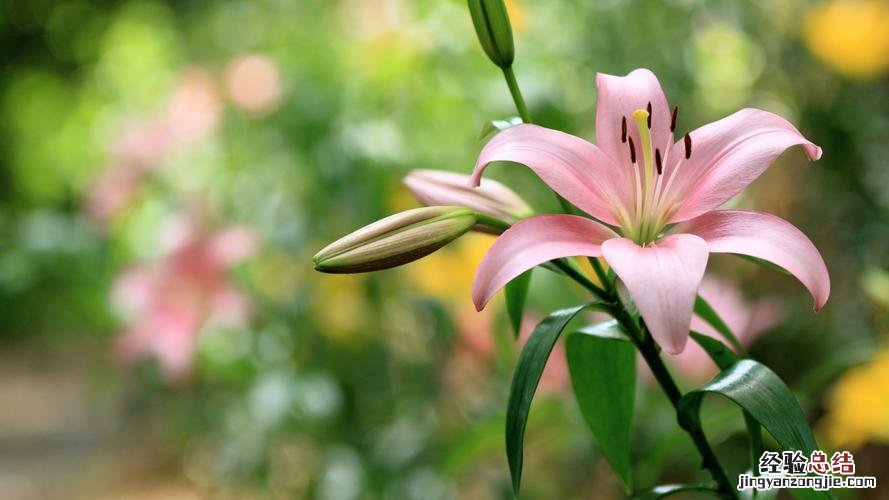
[470,68,830,354]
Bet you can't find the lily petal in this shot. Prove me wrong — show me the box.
[677,210,830,310]
[596,69,673,165]
[472,214,617,310]
[602,234,709,354]
[471,124,632,226]
[404,169,532,220]
[666,108,822,222]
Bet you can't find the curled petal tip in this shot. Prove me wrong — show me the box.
[663,339,687,355]
[809,144,823,161]
[472,295,486,312]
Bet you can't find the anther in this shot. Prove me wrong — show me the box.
[628,136,636,164]
[655,148,663,174]
[621,116,627,143]
[670,106,678,132]
[646,102,652,129]
[684,133,692,159]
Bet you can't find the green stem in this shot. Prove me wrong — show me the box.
[635,327,736,498]
[587,257,611,289]
[555,272,736,498]
[744,411,763,478]
[501,64,577,216]
[502,65,531,124]
[608,303,737,499]
[551,259,608,299]
[474,212,512,232]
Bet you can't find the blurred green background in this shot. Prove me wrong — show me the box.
[1,0,888,498]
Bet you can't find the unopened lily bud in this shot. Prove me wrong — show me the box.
[314,206,477,274]
[467,0,515,69]
[404,169,532,222]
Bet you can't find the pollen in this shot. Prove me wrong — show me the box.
[670,106,678,132]
[621,116,627,143]
[628,136,636,163]
[684,133,692,159]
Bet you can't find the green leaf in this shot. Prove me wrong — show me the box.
[685,341,834,499]
[566,321,636,492]
[506,304,598,494]
[694,295,743,352]
[691,332,763,476]
[678,359,818,453]
[634,484,721,499]
[479,116,523,140]
[690,331,739,370]
[575,319,629,341]
[505,270,532,338]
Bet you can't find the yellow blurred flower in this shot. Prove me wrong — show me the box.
[505,0,527,33]
[405,232,494,302]
[249,250,301,303]
[310,273,372,341]
[820,348,889,449]
[804,0,889,79]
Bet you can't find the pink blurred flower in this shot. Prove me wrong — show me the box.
[85,68,222,224]
[166,68,222,142]
[664,276,783,383]
[518,314,570,394]
[112,119,173,170]
[454,308,569,394]
[224,53,283,116]
[85,163,143,223]
[112,217,257,382]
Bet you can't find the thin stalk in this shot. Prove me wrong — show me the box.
[744,411,763,478]
[502,66,531,124]
[555,274,736,498]
[634,326,736,498]
[474,212,512,232]
[500,67,578,228]
[587,257,611,289]
[608,303,736,499]
[551,259,608,299]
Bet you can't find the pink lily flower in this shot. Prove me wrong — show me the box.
[470,68,830,354]
[113,217,256,381]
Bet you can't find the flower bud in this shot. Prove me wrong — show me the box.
[314,206,477,273]
[404,169,532,222]
[467,0,515,69]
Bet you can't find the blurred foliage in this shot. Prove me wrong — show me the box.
[0,0,887,498]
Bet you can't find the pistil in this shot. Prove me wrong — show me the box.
[631,108,656,242]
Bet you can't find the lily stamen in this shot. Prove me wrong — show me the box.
[684,132,692,159]
[646,102,652,129]
[655,148,663,175]
[670,106,678,132]
[621,116,627,143]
